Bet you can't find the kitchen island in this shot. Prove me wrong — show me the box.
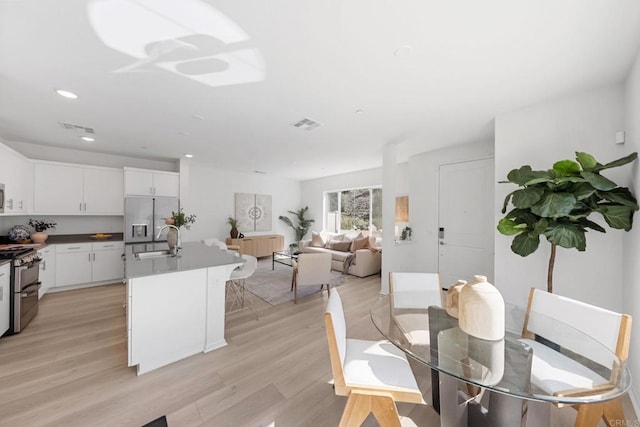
[125,242,242,375]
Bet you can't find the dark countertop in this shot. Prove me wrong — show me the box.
[0,233,124,250]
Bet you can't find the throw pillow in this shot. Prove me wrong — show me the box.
[327,240,352,252]
[350,236,370,252]
[310,231,325,247]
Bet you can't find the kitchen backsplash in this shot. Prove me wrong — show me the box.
[0,215,124,236]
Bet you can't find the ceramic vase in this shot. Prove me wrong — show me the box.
[167,228,179,251]
[230,226,239,238]
[458,275,505,341]
[30,232,48,243]
[445,280,467,318]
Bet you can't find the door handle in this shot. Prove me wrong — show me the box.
[439,241,446,245]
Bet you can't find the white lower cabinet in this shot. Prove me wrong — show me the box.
[37,247,56,298]
[55,242,125,287]
[0,263,10,336]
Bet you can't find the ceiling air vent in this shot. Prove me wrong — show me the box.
[59,122,95,134]
[291,118,320,131]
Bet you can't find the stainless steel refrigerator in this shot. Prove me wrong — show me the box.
[124,196,179,243]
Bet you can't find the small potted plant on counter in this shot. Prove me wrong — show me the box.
[28,219,57,243]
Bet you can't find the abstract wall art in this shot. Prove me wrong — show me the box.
[235,193,272,232]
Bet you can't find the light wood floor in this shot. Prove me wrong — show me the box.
[0,276,635,426]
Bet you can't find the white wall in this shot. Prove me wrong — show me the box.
[180,162,301,246]
[4,140,177,171]
[623,48,640,409]
[0,215,123,235]
[494,85,629,309]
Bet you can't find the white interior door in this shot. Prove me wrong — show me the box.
[438,158,494,288]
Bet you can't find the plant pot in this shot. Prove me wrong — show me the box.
[30,232,48,243]
[230,226,239,238]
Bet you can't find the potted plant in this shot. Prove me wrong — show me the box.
[278,206,314,250]
[166,209,196,229]
[227,217,239,238]
[28,219,57,243]
[497,151,638,293]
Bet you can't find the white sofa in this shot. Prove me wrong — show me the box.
[299,231,381,278]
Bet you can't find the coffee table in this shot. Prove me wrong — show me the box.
[272,250,298,270]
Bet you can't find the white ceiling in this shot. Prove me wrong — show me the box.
[1,0,640,181]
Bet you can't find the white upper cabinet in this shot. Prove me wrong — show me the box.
[34,162,124,214]
[124,167,179,197]
[83,168,124,214]
[0,144,33,214]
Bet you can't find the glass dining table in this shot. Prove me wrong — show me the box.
[370,295,631,427]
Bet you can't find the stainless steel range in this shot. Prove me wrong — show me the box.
[0,247,41,334]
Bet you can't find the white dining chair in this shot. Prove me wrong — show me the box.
[325,288,424,426]
[202,237,227,251]
[291,253,332,303]
[521,288,632,427]
[226,254,258,319]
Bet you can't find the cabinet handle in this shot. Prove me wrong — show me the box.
[68,246,81,250]
[102,244,114,248]
[80,202,82,211]
[41,261,46,271]
[0,273,4,277]
[93,253,96,261]
[84,202,87,211]
[88,253,91,262]
[18,200,23,209]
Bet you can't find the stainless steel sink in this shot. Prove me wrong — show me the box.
[133,250,174,259]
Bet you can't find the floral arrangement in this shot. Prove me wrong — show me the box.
[28,219,57,232]
[166,209,196,229]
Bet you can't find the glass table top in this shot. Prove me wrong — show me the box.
[370,295,631,404]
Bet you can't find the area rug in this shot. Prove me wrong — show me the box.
[244,258,346,305]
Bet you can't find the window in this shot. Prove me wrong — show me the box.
[324,186,382,233]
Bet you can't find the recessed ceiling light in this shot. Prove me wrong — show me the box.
[184,154,194,158]
[355,109,365,114]
[178,131,192,136]
[55,89,78,99]
[254,170,266,174]
[81,136,95,142]
[191,115,205,121]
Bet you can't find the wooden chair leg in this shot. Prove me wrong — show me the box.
[339,390,400,427]
[574,403,604,427]
[602,398,626,426]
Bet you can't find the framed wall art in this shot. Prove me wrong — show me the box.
[235,192,272,232]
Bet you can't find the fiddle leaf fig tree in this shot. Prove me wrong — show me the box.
[498,151,638,293]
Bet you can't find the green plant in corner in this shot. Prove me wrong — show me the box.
[279,206,314,245]
[497,151,638,294]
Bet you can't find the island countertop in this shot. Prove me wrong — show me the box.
[124,241,242,279]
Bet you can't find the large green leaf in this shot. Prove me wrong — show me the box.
[598,188,639,209]
[595,152,638,171]
[577,218,606,233]
[512,187,544,208]
[501,191,516,214]
[554,176,586,184]
[580,172,617,191]
[575,152,598,171]
[553,160,581,175]
[532,218,549,234]
[571,182,597,200]
[506,166,532,185]
[497,218,526,235]
[531,193,577,218]
[544,223,586,250]
[503,208,542,226]
[511,232,540,257]
[598,205,635,230]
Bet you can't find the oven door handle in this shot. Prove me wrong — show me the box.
[16,259,42,271]
[21,281,41,297]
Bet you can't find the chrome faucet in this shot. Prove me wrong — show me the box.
[156,224,181,256]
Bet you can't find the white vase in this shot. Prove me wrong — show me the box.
[458,275,505,341]
[167,228,179,251]
[30,232,48,243]
[445,280,467,318]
